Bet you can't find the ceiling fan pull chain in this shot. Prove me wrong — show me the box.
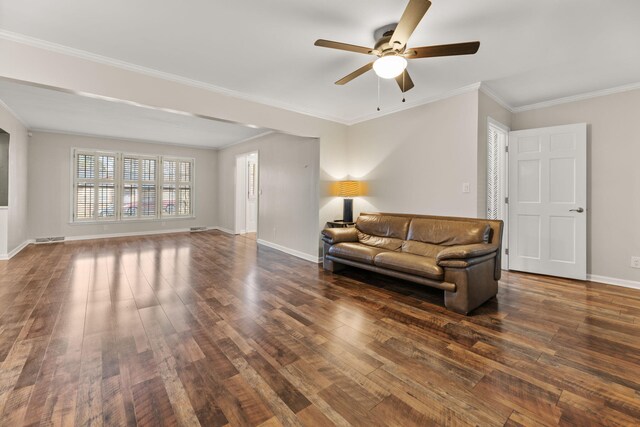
[377,76,381,111]
[402,72,406,103]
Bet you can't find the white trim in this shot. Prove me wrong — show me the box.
[212,226,236,234]
[0,30,346,125]
[479,84,515,113]
[487,116,511,133]
[346,82,482,125]
[0,97,29,128]
[513,81,640,113]
[0,239,32,260]
[587,274,640,291]
[257,239,322,263]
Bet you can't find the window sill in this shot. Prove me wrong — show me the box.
[69,216,196,225]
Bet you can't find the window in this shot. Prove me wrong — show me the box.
[72,149,194,222]
[122,155,158,219]
[161,158,193,216]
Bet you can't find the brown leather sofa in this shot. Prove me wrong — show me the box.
[322,213,503,315]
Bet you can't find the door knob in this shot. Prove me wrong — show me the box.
[569,207,584,213]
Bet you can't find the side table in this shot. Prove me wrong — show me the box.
[326,220,355,228]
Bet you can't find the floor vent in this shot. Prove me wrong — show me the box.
[190,227,207,232]
[35,236,66,243]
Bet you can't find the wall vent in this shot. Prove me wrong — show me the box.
[190,227,207,232]
[35,236,66,243]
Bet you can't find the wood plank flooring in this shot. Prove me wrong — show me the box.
[0,230,639,426]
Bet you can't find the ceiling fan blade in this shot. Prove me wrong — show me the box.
[390,0,432,49]
[315,39,374,55]
[395,70,415,92]
[406,41,480,59]
[335,62,374,85]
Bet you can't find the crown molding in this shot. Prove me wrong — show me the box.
[512,81,640,113]
[478,84,515,113]
[0,96,29,128]
[0,30,349,125]
[7,30,640,127]
[346,82,482,125]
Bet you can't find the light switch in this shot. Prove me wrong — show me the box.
[462,182,470,193]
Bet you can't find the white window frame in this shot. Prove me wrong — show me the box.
[72,150,119,222]
[70,148,195,224]
[160,156,195,218]
[120,153,162,221]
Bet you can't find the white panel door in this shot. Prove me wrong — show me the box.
[508,123,587,280]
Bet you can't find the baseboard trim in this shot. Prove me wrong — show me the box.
[212,226,236,235]
[0,239,33,260]
[33,226,217,244]
[257,239,322,263]
[587,274,640,291]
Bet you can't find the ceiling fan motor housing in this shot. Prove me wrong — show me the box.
[373,24,404,56]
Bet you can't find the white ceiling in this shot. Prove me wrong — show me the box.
[1,0,640,123]
[0,79,268,148]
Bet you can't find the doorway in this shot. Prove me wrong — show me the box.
[235,151,259,237]
[486,118,509,269]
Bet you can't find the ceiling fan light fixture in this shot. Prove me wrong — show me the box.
[373,56,407,79]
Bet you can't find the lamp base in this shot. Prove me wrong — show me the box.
[342,198,354,223]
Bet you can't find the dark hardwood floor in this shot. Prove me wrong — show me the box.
[0,230,639,426]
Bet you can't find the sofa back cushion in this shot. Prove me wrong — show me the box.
[356,214,410,250]
[407,218,490,246]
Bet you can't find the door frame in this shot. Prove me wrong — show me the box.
[234,150,259,235]
[487,117,510,270]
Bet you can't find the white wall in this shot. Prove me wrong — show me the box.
[217,133,320,260]
[512,89,640,283]
[477,90,512,218]
[0,102,29,257]
[27,131,217,239]
[347,90,480,219]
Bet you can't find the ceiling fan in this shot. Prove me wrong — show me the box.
[314,0,480,92]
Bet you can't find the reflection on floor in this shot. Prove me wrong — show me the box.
[240,232,257,241]
[0,230,638,425]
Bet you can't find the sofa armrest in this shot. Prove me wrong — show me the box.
[322,227,358,244]
[436,243,498,263]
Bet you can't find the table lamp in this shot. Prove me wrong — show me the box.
[337,180,361,222]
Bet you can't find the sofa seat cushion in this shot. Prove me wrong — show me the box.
[374,252,444,280]
[401,240,443,257]
[357,232,404,251]
[328,243,390,265]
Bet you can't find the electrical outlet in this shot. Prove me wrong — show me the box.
[631,256,640,269]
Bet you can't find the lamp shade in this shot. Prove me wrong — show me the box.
[338,180,361,198]
[373,56,407,79]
